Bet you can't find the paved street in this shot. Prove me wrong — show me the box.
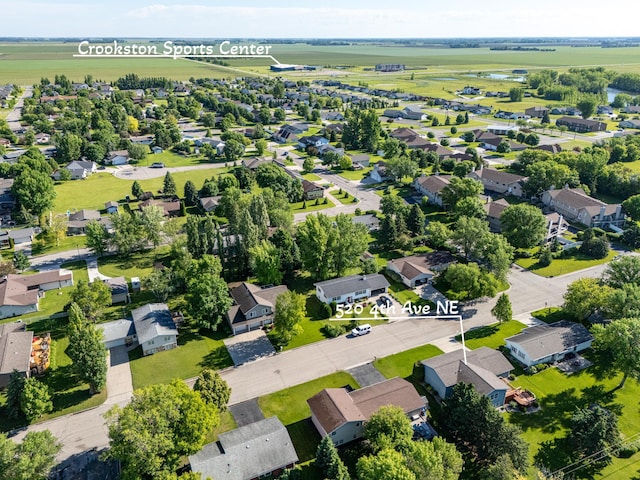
[6,86,32,132]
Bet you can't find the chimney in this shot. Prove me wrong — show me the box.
[599,205,606,220]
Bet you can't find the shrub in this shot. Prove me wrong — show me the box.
[329,301,338,315]
[321,303,333,319]
[321,323,344,338]
[538,247,553,267]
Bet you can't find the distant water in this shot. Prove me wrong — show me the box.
[464,73,526,82]
[607,86,637,103]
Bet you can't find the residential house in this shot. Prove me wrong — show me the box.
[53,160,97,180]
[302,179,324,200]
[383,109,404,119]
[622,105,640,114]
[138,199,182,217]
[242,157,270,171]
[351,154,370,169]
[597,105,614,115]
[104,201,119,214]
[389,127,419,143]
[0,322,34,388]
[487,125,518,136]
[307,377,426,446]
[352,214,380,231]
[227,282,289,335]
[369,162,388,183]
[0,178,15,212]
[131,303,178,356]
[524,106,550,118]
[375,64,405,72]
[314,274,389,305]
[298,135,329,151]
[386,252,456,288]
[8,227,36,245]
[194,138,225,155]
[544,212,569,242]
[505,321,593,367]
[413,174,451,207]
[317,144,344,158]
[130,135,154,145]
[484,198,511,232]
[199,196,221,213]
[104,277,130,304]
[556,117,606,133]
[34,132,51,144]
[481,137,527,152]
[422,347,514,407]
[189,417,298,480]
[467,167,527,197]
[67,209,103,234]
[0,270,74,319]
[98,319,137,350]
[402,105,427,120]
[619,119,640,129]
[0,232,10,249]
[541,186,625,228]
[273,124,305,143]
[462,86,481,95]
[105,150,130,166]
[536,144,563,154]
[151,146,163,154]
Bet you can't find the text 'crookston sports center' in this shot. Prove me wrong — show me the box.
[75,40,274,59]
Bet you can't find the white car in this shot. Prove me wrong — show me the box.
[351,324,372,336]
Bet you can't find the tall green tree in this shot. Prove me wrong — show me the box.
[500,204,547,249]
[273,291,306,343]
[331,214,369,277]
[441,383,529,475]
[603,255,640,289]
[20,377,53,422]
[491,293,512,323]
[105,380,218,480]
[569,404,620,459]
[163,171,176,197]
[404,437,463,480]
[66,303,108,394]
[110,212,145,254]
[440,177,483,210]
[357,449,416,480]
[132,180,144,199]
[12,251,30,272]
[183,180,199,206]
[407,203,425,237]
[0,430,61,480]
[425,221,452,249]
[480,233,514,281]
[451,216,490,260]
[186,255,232,330]
[5,370,25,419]
[577,97,597,119]
[563,277,612,321]
[193,369,231,412]
[249,240,283,285]
[85,220,110,255]
[11,167,56,217]
[70,279,112,321]
[592,317,640,389]
[364,405,415,453]
[315,436,350,480]
[143,268,174,302]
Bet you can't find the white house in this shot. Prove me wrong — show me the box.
[99,319,137,350]
[505,321,593,367]
[54,160,97,180]
[131,303,178,356]
[105,150,130,166]
[104,276,130,304]
[369,162,388,183]
[308,378,426,446]
[314,274,389,305]
[0,270,74,319]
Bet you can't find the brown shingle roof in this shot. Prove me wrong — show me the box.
[0,270,73,307]
[387,252,455,280]
[484,198,510,218]
[470,168,526,185]
[415,175,451,193]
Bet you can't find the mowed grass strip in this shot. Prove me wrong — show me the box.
[454,320,527,350]
[515,249,617,277]
[128,327,232,390]
[53,167,227,214]
[374,344,444,379]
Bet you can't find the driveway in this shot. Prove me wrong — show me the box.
[10,346,133,462]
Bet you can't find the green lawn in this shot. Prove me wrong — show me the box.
[0,260,89,324]
[509,361,640,479]
[128,327,232,390]
[302,172,322,182]
[530,306,566,324]
[515,249,617,277]
[271,296,386,351]
[329,189,359,205]
[31,234,88,256]
[97,247,171,280]
[53,168,228,214]
[336,167,373,181]
[258,372,360,464]
[387,277,433,308]
[140,150,213,168]
[290,198,335,212]
[374,344,444,379]
[454,320,527,350]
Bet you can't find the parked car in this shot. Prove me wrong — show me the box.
[379,296,392,307]
[150,162,165,168]
[351,324,372,336]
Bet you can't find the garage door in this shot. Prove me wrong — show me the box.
[234,324,249,335]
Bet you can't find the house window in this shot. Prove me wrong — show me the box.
[331,431,336,436]
[263,308,268,314]
[355,289,366,296]
[356,422,361,427]
[518,351,525,359]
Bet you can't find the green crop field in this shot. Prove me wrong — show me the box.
[3,42,640,85]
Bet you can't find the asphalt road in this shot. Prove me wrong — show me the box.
[6,86,32,132]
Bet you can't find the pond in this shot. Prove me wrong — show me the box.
[464,73,526,82]
[606,86,637,103]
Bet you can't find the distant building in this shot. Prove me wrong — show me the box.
[556,117,606,133]
[375,64,405,72]
[541,186,624,229]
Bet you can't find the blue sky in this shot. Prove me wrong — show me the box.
[3,0,640,38]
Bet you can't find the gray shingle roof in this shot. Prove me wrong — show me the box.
[0,322,33,375]
[98,319,135,344]
[131,303,177,345]
[505,321,593,362]
[422,347,513,393]
[314,274,390,299]
[189,417,298,480]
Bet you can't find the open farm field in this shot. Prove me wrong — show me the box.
[3,42,640,85]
